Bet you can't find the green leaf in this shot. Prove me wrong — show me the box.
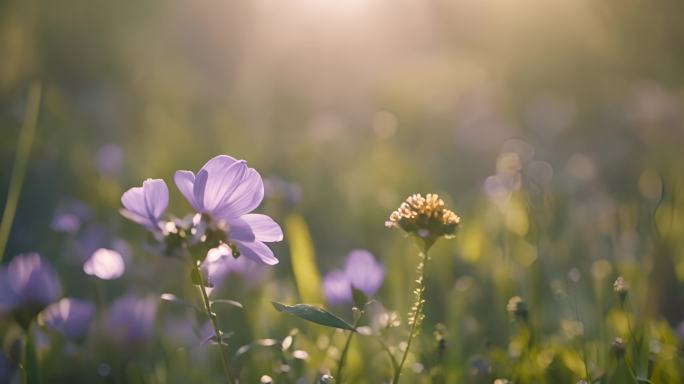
[272,302,356,331]
[351,286,369,310]
[285,214,324,304]
[211,299,244,309]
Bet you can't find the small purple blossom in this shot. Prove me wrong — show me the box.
[95,144,124,176]
[40,298,95,340]
[106,294,158,345]
[174,155,283,265]
[0,253,61,314]
[203,245,265,287]
[120,179,169,230]
[323,250,385,305]
[51,200,90,234]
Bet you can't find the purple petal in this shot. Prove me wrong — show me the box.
[323,270,352,305]
[7,253,61,308]
[83,248,125,280]
[214,168,264,218]
[240,214,282,242]
[143,179,169,219]
[233,240,278,266]
[41,298,95,340]
[226,218,256,242]
[121,179,168,230]
[193,170,208,212]
[174,170,199,211]
[344,250,384,297]
[107,294,158,345]
[202,160,247,213]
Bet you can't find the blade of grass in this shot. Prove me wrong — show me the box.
[284,213,323,304]
[0,81,42,261]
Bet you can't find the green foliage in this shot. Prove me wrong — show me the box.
[272,302,356,331]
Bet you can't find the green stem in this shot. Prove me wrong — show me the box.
[193,262,235,384]
[0,81,42,261]
[335,314,363,383]
[393,248,430,384]
[22,326,40,384]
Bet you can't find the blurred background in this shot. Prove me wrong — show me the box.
[3,0,684,382]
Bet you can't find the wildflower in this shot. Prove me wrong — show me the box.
[202,244,265,288]
[611,337,626,359]
[386,193,460,249]
[506,296,528,321]
[51,199,90,234]
[0,253,61,328]
[322,250,385,305]
[613,276,629,301]
[106,294,158,345]
[174,155,283,265]
[120,179,169,231]
[319,374,335,384]
[95,143,123,176]
[39,298,95,341]
[83,248,125,280]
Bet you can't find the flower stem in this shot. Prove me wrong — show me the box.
[22,325,40,384]
[0,81,41,261]
[393,248,430,384]
[335,314,363,383]
[193,262,235,384]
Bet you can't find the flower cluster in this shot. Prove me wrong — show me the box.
[386,193,460,248]
[120,155,283,265]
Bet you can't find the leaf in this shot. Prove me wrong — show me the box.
[160,293,203,313]
[211,299,244,309]
[285,214,324,304]
[272,302,356,331]
[351,286,369,310]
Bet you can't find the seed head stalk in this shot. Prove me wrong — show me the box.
[193,261,235,384]
[393,246,430,384]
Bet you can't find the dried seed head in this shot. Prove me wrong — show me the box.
[386,193,460,248]
[613,276,629,301]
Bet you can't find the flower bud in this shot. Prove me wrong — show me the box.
[506,296,528,321]
[611,337,626,359]
[613,276,629,302]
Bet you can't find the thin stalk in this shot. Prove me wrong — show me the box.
[22,325,40,384]
[193,262,235,384]
[0,81,42,261]
[335,315,363,383]
[393,248,430,384]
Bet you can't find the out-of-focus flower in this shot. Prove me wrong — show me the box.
[0,351,16,384]
[83,248,125,280]
[174,155,283,265]
[95,144,123,176]
[506,296,528,321]
[202,244,265,287]
[264,176,303,209]
[323,249,384,305]
[0,253,61,328]
[120,179,169,231]
[106,294,158,345]
[613,276,629,301]
[51,200,90,234]
[39,298,95,340]
[386,193,460,248]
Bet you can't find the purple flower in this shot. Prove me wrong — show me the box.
[95,144,124,176]
[202,245,265,287]
[40,298,95,340]
[0,253,61,315]
[51,200,90,234]
[323,250,385,305]
[120,179,169,230]
[106,294,158,345]
[174,155,283,265]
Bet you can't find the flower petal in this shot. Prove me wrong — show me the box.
[233,240,278,266]
[214,168,264,218]
[202,160,247,213]
[323,269,352,305]
[344,249,384,297]
[240,214,283,242]
[142,179,169,220]
[174,170,198,210]
[193,170,208,212]
[226,217,256,242]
